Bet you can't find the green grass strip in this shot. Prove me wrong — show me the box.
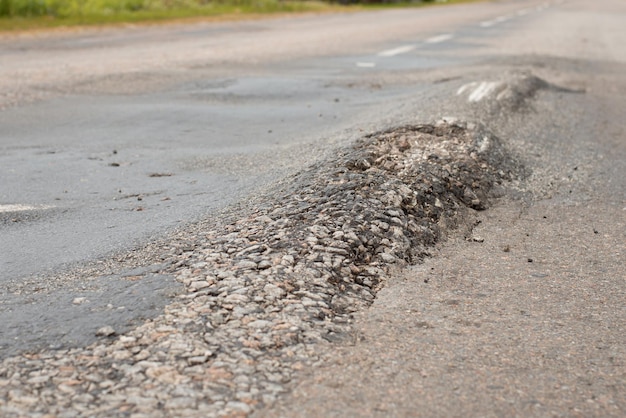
[0,0,485,32]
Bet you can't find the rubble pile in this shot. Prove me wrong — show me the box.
[0,121,521,417]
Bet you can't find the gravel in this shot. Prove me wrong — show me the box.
[0,120,523,417]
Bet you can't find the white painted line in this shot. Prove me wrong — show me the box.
[457,82,478,95]
[480,15,511,29]
[356,62,376,68]
[517,8,529,16]
[458,81,503,102]
[468,81,500,102]
[0,204,53,213]
[424,33,454,44]
[378,45,416,57]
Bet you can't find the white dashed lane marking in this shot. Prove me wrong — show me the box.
[376,33,453,59]
[377,45,417,57]
[424,33,455,44]
[480,15,512,28]
[375,1,560,66]
[457,81,503,102]
[0,204,53,213]
[480,2,557,30]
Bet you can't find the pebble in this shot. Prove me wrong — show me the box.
[95,326,116,337]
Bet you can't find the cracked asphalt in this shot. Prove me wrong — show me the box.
[1,0,625,416]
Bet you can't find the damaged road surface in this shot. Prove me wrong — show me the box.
[2,122,520,416]
[1,0,625,416]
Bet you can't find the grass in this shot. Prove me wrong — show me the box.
[0,0,341,31]
[0,0,485,32]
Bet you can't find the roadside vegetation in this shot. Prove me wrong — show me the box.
[0,0,478,31]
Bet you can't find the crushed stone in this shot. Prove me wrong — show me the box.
[0,120,524,417]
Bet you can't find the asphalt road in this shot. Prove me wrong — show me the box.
[0,0,625,415]
[1,0,559,351]
[1,0,556,282]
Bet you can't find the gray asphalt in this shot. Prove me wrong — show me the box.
[256,0,626,415]
[1,0,523,354]
[0,67,388,280]
[1,0,624,413]
[0,0,547,281]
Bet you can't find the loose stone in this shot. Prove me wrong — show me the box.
[0,122,518,418]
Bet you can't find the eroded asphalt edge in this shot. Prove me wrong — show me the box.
[0,118,523,415]
[1,61,623,417]
[257,59,626,416]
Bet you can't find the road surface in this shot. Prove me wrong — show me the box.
[0,0,624,416]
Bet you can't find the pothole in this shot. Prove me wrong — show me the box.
[0,120,525,417]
